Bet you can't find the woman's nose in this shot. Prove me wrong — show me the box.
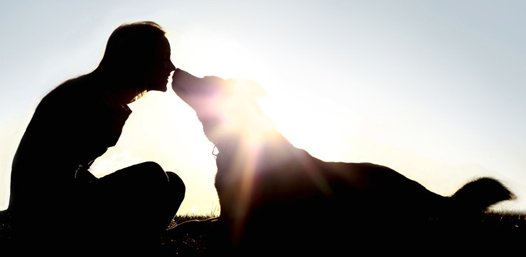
[167,60,176,72]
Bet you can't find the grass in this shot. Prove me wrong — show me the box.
[1,210,525,256]
[160,211,526,256]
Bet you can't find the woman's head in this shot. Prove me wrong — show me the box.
[98,21,175,95]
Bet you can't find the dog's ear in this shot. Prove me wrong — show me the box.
[245,80,266,98]
[226,78,266,99]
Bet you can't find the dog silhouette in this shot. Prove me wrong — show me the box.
[171,69,516,255]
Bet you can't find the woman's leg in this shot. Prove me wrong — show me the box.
[160,171,186,228]
[84,161,185,249]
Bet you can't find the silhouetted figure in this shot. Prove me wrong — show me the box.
[8,21,185,254]
[171,69,516,255]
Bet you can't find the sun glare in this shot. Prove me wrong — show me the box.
[258,92,354,161]
[172,29,355,162]
[172,31,350,159]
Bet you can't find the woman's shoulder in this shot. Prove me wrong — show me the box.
[37,74,100,112]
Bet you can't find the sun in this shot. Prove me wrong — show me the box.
[170,29,354,162]
[257,90,353,161]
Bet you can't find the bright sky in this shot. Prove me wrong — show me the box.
[1,0,525,216]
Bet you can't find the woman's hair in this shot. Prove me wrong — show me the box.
[98,21,167,73]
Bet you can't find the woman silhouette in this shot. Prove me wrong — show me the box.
[8,21,184,253]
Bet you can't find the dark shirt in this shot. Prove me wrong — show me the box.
[9,74,131,225]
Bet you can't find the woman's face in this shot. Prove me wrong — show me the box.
[142,36,176,92]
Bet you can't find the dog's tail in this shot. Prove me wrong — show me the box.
[450,177,515,213]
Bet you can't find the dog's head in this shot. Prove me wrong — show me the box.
[172,69,274,148]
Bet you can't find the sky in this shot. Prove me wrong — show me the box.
[0,0,525,216]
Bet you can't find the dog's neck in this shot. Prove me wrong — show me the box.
[198,94,282,156]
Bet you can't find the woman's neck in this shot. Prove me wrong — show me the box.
[92,69,141,106]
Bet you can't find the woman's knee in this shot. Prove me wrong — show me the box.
[136,164,185,201]
[135,161,164,173]
[166,171,186,198]
[127,161,168,181]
